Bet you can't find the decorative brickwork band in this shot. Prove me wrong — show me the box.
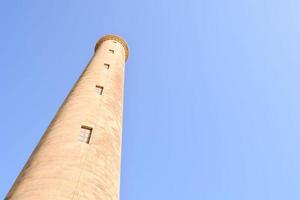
[95,34,129,61]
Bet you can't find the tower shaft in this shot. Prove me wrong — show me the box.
[6,35,128,200]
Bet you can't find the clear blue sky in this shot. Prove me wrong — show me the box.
[1,0,300,199]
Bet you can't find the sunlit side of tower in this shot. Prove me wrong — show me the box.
[6,35,129,200]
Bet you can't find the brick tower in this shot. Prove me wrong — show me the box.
[6,35,129,200]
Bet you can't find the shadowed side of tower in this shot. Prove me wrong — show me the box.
[6,35,129,200]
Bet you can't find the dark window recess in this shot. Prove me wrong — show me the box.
[79,126,92,144]
[113,41,117,43]
[109,49,115,54]
[104,63,110,69]
[96,85,104,95]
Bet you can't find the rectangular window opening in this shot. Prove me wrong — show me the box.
[104,63,110,69]
[109,49,115,54]
[79,125,92,144]
[96,85,104,95]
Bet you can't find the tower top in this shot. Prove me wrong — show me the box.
[95,34,129,61]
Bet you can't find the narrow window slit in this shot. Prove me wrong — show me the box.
[79,125,92,144]
[109,49,115,54]
[96,85,104,95]
[104,63,110,69]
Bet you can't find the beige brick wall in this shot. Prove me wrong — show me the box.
[6,35,128,200]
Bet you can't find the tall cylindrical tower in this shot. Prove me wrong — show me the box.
[6,35,129,200]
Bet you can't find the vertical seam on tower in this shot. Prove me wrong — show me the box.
[72,43,115,199]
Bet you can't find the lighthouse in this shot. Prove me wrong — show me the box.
[6,34,129,200]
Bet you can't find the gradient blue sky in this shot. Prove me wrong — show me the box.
[1,0,300,199]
